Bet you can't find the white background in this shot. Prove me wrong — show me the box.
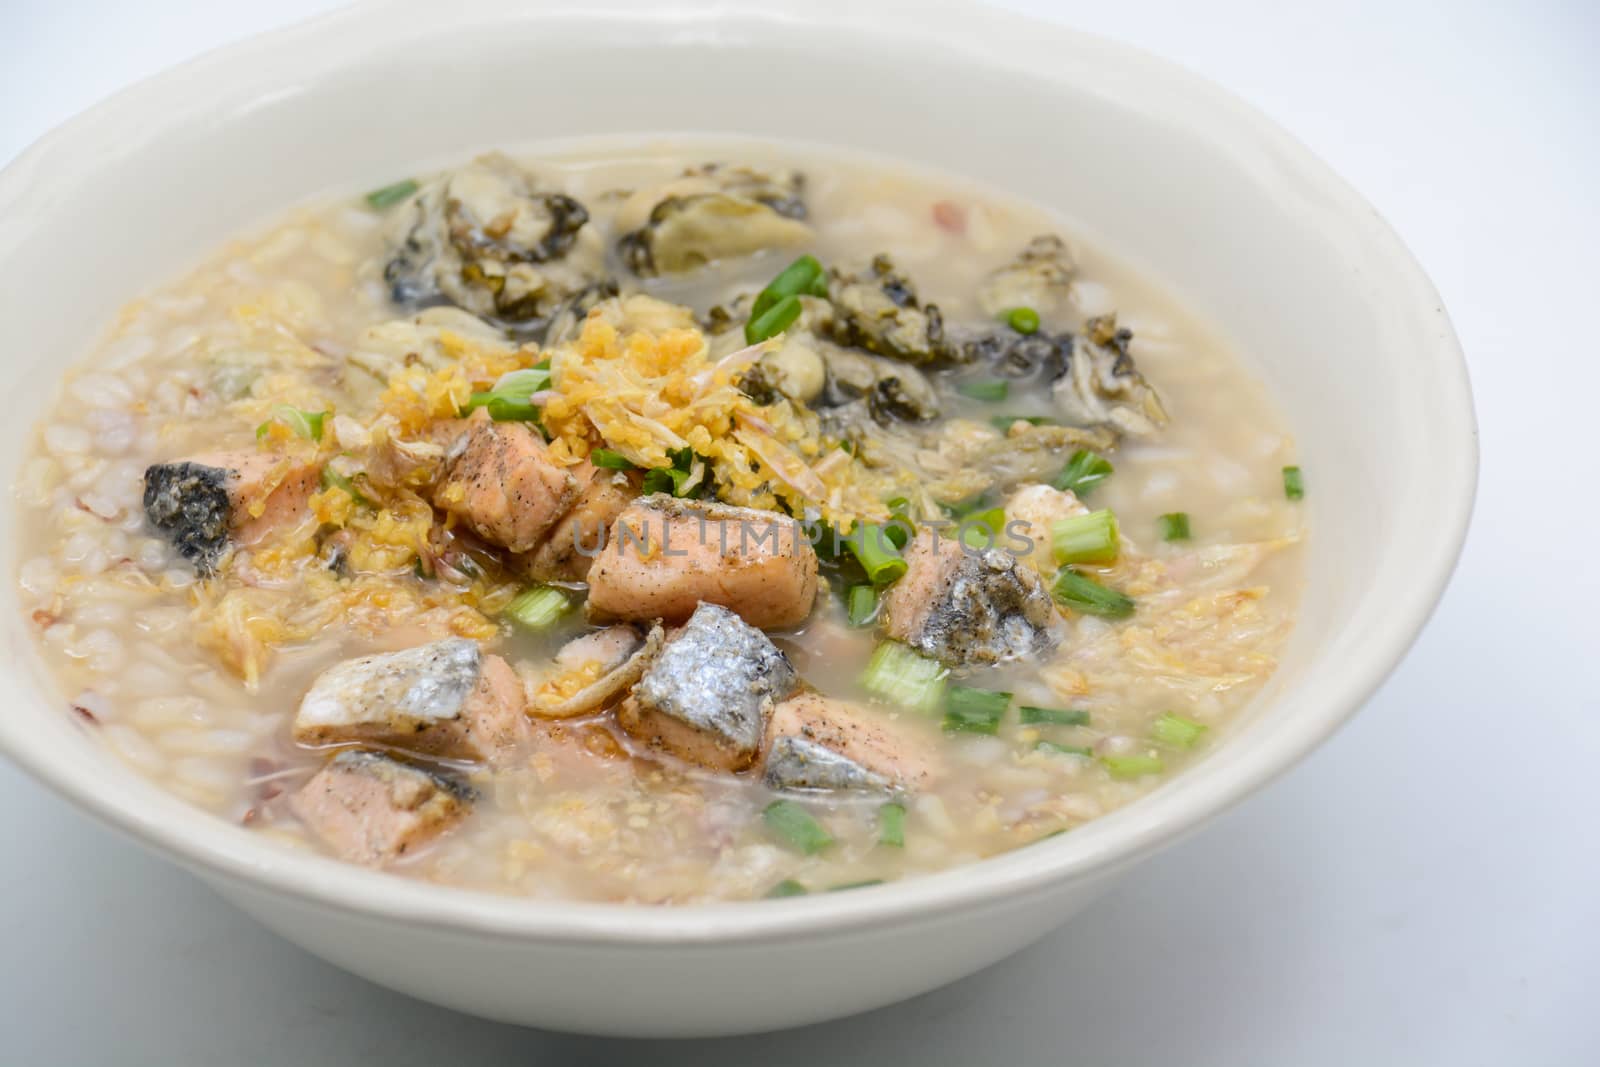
[3,1,1596,1063]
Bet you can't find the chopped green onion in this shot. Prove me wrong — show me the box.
[255,405,326,442]
[861,641,947,714]
[1051,568,1136,619]
[1035,740,1093,757]
[1101,753,1165,779]
[845,524,907,585]
[460,366,552,422]
[1051,509,1121,565]
[957,379,1010,402]
[1283,466,1305,500]
[1019,706,1090,727]
[751,254,828,319]
[319,465,372,507]
[745,294,803,344]
[1158,512,1191,541]
[766,879,808,898]
[881,499,913,549]
[1006,307,1041,334]
[589,448,637,470]
[957,505,1007,550]
[763,800,833,854]
[878,802,906,847]
[640,448,701,498]
[1151,712,1208,749]
[1053,449,1113,496]
[846,584,879,628]
[989,414,1053,431]
[827,880,886,892]
[364,178,418,209]
[502,586,572,630]
[943,685,1011,735]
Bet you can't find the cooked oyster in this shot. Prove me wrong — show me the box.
[919,418,1115,504]
[738,330,940,424]
[976,234,1076,317]
[617,164,812,276]
[1053,315,1167,437]
[383,153,604,325]
[824,255,962,366]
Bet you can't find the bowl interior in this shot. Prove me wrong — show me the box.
[0,0,1473,939]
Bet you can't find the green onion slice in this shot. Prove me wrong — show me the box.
[1006,307,1041,335]
[1101,753,1165,780]
[318,465,372,507]
[1051,568,1136,619]
[827,880,886,892]
[460,366,552,422]
[364,178,419,209]
[640,447,702,498]
[1283,466,1305,500]
[1158,512,1191,541]
[256,405,327,442]
[861,641,947,714]
[751,254,828,319]
[745,294,804,344]
[766,879,808,898]
[763,800,833,854]
[846,584,879,628]
[1051,509,1120,565]
[589,448,637,471]
[1019,706,1090,727]
[943,685,1011,735]
[878,802,906,847]
[502,586,572,630]
[1053,449,1113,496]
[957,506,1007,550]
[845,523,908,585]
[1035,740,1093,757]
[957,379,1010,402]
[1151,712,1208,749]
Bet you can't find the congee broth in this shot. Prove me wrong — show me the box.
[14,141,1304,902]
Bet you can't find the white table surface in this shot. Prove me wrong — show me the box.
[3,1,1596,1062]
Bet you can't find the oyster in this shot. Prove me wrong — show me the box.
[824,255,962,365]
[976,234,1076,317]
[382,153,604,325]
[1053,315,1167,437]
[617,164,812,276]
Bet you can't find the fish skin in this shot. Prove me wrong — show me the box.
[618,603,797,771]
[294,639,528,762]
[763,735,893,792]
[289,750,474,867]
[882,530,1063,667]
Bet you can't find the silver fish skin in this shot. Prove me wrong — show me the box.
[631,603,797,763]
[763,735,893,793]
[297,638,481,735]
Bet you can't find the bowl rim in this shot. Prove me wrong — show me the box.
[0,0,1477,945]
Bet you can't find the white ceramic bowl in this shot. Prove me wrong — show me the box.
[0,0,1475,1037]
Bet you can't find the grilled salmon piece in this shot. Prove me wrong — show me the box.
[880,529,1063,667]
[762,692,939,793]
[143,450,320,573]
[616,603,797,771]
[289,750,473,866]
[293,638,530,764]
[517,460,639,582]
[587,495,818,629]
[434,408,579,553]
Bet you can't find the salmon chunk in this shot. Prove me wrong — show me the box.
[1004,483,1090,574]
[517,461,639,582]
[616,603,797,771]
[289,750,474,866]
[434,407,579,553]
[587,495,819,629]
[143,450,320,573]
[881,529,1063,667]
[763,692,940,793]
[293,638,529,763]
